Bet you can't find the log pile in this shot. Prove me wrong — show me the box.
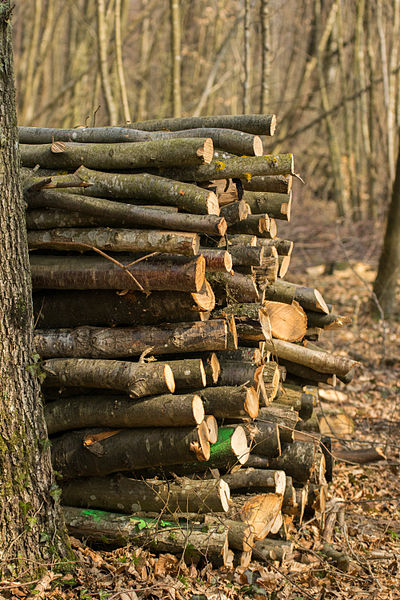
[19,114,358,567]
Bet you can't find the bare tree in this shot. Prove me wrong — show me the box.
[0,1,72,578]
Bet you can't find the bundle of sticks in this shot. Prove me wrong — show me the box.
[19,114,357,567]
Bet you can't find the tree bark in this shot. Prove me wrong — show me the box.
[223,468,286,495]
[63,506,229,564]
[30,254,206,293]
[20,138,214,170]
[52,425,209,478]
[195,385,259,419]
[42,358,175,398]
[34,320,234,359]
[74,166,220,215]
[45,392,204,434]
[0,3,71,577]
[219,200,250,225]
[61,475,231,514]
[242,175,292,193]
[242,190,292,221]
[33,286,214,329]
[28,227,201,256]
[372,141,400,317]
[128,114,277,135]
[26,190,226,235]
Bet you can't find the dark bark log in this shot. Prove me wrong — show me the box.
[75,166,220,215]
[33,286,214,329]
[154,154,294,182]
[206,271,259,303]
[257,405,298,442]
[246,421,281,458]
[242,174,292,193]
[35,320,233,359]
[20,138,214,170]
[26,189,226,234]
[223,233,257,247]
[42,358,175,398]
[219,200,250,225]
[28,227,200,256]
[128,114,277,135]
[305,310,352,330]
[228,214,270,236]
[242,191,292,221]
[217,347,263,364]
[281,360,336,386]
[253,539,294,563]
[195,385,259,419]
[45,392,204,434]
[63,506,229,564]
[217,359,263,389]
[167,358,207,390]
[333,446,386,464]
[52,425,209,478]
[223,468,286,495]
[61,474,231,514]
[30,254,206,293]
[0,3,72,576]
[268,441,318,483]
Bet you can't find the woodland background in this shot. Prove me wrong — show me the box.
[13,0,400,224]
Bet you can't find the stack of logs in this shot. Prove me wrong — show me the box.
[19,114,358,567]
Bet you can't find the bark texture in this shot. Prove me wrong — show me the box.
[0,3,71,577]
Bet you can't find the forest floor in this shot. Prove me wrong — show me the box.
[2,199,400,600]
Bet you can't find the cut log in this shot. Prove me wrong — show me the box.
[217,347,263,364]
[223,468,286,495]
[282,361,337,386]
[26,190,227,234]
[268,441,318,483]
[264,339,358,377]
[20,138,214,170]
[19,126,264,156]
[219,200,250,225]
[75,166,220,215]
[206,272,259,303]
[242,191,292,221]
[45,392,205,434]
[217,360,264,389]
[154,154,294,182]
[242,175,292,193]
[239,493,283,540]
[167,358,207,390]
[42,358,174,398]
[61,474,231,514]
[229,214,270,236]
[263,280,329,313]
[196,385,259,420]
[203,352,221,385]
[28,227,200,256]
[333,446,386,464]
[199,249,233,273]
[129,114,277,135]
[278,255,291,278]
[262,300,307,342]
[224,233,257,247]
[63,506,229,564]
[257,237,294,256]
[263,362,281,403]
[34,320,234,359]
[30,254,206,293]
[33,286,214,329]
[227,245,266,267]
[257,405,298,443]
[245,422,281,458]
[52,425,210,478]
[253,539,294,563]
[305,310,352,330]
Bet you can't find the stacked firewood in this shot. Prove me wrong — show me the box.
[19,114,357,567]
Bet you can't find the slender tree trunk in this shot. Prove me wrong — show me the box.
[96,0,118,125]
[0,2,72,578]
[243,0,251,113]
[260,0,271,113]
[372,138,400,317]
[170,0,182,117]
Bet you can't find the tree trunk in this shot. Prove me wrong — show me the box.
[129,114,277,135]
[170,0,182,117]
[372,141,400,317]
[0,3,71,577]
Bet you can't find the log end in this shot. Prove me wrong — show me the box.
[232,426,250,465]
[244,386,259,419]
[193,394,206,425]
[314,288,330,314]
[219,479,231,512]
[197,137,214,164]
[205,414,219,444]
[165,364,176,393]
[191,279,216,312]
[197,421,211,461]
[209,352,221,384]
[253,136,264,156]
[195,255,206,292]
[268,218,277,239]
[279,255,291,278]
[217,217,228,236]
[268,114,277,137]
[207,191,220,216]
